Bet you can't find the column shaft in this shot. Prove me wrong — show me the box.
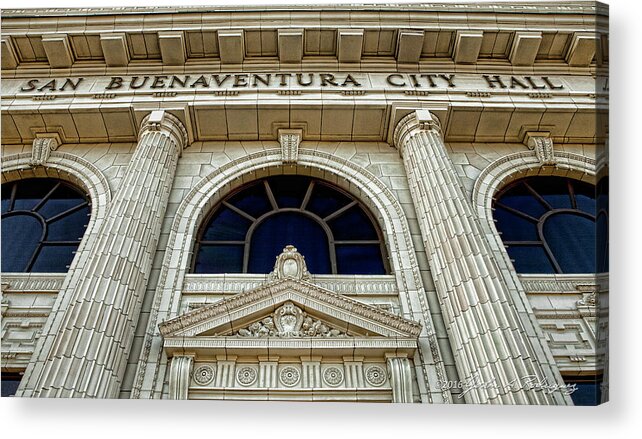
[394,111,569,404]
[22,111,187,398]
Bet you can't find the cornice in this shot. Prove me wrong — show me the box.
[1,3,605,18]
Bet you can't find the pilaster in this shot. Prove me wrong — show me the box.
[168,355,193,399]
[386,354,413,403]
[393,110,572,405]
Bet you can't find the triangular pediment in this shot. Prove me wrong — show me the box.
[159,278,421,339]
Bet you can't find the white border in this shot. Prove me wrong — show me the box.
[3,1,640,439]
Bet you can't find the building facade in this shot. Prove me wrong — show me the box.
[0,2,608,404]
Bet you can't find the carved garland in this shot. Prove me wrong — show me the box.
[236,301,345,337]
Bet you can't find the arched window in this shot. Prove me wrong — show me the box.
[1,178,90,273]
[193,176,388,275]
[492,176,598,274]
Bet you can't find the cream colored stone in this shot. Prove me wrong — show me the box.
[100,33,129,66]
[566,32,597,67]
[337,29,363,63]
[41,34,74,68]
[396,30,424,63]
[509,31,543,66]
[158,31,186,65]
[278,29,304,63]
[217,29,244,64]
[453,30,483,64]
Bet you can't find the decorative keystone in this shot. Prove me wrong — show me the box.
[30,134,60,167]
[278,129,302,164]
[525,132,556,166]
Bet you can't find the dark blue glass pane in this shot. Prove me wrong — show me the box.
[493,206,538,241]
[1,214,43,272]
[1,377,21,397]
[306,183,351,218]
[596,177,609,272]
[498,184,547,218]
[38,184,86,220]
[336,244,385,275]
[30,244,77,272]
[193,244,244,273]
[202,206,252,241]
[506,245,554,274]
[268,176,310,208]
[573,182,596,215]
[544,213,595,273]
[249,212,330,273]
[227,182,273,218]
[1,184,11,214]
[567,379,602,406]
[596,212,608,273]
[47,205,90,241]
[12,179,57,211]
[328,206,378,240]
[528,177,572,209]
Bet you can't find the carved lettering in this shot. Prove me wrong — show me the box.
[129,76,149,89]
[105,76,123,90]
[37,80,57,92]
[341,74,361,87]
[252,73,271,87]
[233,74,248,87]
[169,75,189,88]
[483,75,507,89]
[386,74,406,87]
[320,73,338,86]
[59,78,83,91]
[20,79,39,92]
[190,75,209,88]
[151,75,168,89]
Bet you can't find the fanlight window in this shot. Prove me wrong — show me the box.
[193,176,388,275]
[1,178,90,273]
[492,176,601,274]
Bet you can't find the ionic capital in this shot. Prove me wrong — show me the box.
[393,109,442,154]
[139,110,189,149]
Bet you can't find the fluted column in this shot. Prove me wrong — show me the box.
[168,355,193,400]
[393,110,570,404]
[20,110,188,398]
[386,354,413,403]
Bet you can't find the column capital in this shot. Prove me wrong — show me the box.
[139,110,189,149]
[393,109,442,152]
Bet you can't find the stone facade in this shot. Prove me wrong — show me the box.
[1,2,607,403]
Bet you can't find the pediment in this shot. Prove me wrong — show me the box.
[159,278,421,339]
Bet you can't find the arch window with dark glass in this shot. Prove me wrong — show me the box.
[192,176,388,275]
[1,178,91,273]
[492,176,604,274]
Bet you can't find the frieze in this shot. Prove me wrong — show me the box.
[2,274,66,292]
[182,274,399,296]
[6,74,607,101]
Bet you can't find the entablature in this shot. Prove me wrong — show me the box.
[1,71,607,146]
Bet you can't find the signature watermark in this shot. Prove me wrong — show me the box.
[437,372,577,399]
